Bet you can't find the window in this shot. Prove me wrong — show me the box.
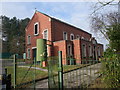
[27,48,30,59]
[34,22,39,35]
[82,44,86,57]
[76,35,80,39]
[92,39,97,45]
[81,36,84,40]
[43,30,48,40]
[89,45,92,57]
[70,34,74,40]
[98,47,101,56]
[27,35,31,44]
[67,45,72,56]
[63,32,67,40]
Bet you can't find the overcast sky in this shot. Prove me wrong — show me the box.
[0,0,118,50]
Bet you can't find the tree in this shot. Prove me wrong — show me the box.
[90,0,120,52]
[1,16,30,55]
[90,1,120,88]
[91,0,119,15]
[91,11,120,52]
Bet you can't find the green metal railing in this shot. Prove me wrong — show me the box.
[3,53,119,88]
[47,53,101,89]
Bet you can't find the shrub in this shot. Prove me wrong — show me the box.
[101,54,120,88]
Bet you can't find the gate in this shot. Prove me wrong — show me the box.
[48,51,63,89]
[48,52,101,89]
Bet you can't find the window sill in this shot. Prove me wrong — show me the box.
[34,34,39,36]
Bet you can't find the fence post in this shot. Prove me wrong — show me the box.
[34,57,36,90]
[13,54,17,88]
[58,51,63,90]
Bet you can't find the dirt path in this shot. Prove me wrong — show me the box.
[18,66,48,72]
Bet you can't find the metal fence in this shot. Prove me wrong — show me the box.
[2,55,43,88]
[3,52,119,89]
[63,60,101,88]
[48,56,59,88]
[47,52,102,89]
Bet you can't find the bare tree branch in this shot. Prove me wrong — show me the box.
[90,11,118,42]
[91,0,118,15]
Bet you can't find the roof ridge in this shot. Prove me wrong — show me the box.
[27,10,91,35]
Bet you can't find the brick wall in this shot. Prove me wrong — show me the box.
[53,40,67,65]
[25,11,104,64]
[51,19,92,42]
[25,12,52,59]
[72,39,82,64]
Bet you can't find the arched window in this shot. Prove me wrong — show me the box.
[89,45,92,57]
[98,47,101,56]
[63,32,67,40]
[27,48,31,59]
[27,35,31,44]
[81,36,84,40]
[67,44,72,56]
[34,22,39,35]
[82,44,86,57]
[70,33,74,40]
[76,35,80,39]
[43,29,48,40]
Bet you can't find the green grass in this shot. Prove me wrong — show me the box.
[29,63,89,72]
[16,59,25,62]
[6,66,48,86]
[5,63,90,88]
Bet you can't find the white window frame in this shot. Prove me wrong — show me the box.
[43,29,48,40]
[63,31,68,40]
[81,36,84,40]
[34,22,39,35]
[32,47,37,49]
[27,35,31,44]
[27,48,31,59]
[70,33,74,40]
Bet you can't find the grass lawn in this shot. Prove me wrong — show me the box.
[5,66,48,86]
[5,63,91,88]
[30,64,89,72]
[63,64,89,72]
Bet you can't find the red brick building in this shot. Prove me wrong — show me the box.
[25,11,103,65]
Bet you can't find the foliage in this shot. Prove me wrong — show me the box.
[1,16,30,55]
[106,24,120,52]
[101,49,120,88]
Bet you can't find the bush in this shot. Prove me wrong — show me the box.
[101,54,120,88]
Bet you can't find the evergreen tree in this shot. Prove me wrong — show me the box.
[1,15,30,55]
